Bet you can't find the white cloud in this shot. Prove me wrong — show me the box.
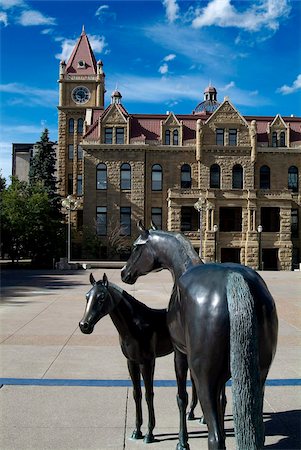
[0,11,8,25]
[163,53,176,62]
[55,34,107,61]
[0,0,24,9]
[277,74,301,95]
[0,82,57,106]
[220,81,235,91]
[17,9,56,26]
[95,5,109,15]
[192,0,291,32]
[162,0,179,23]
[159,63,169,75]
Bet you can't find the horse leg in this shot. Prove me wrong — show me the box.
[217,385,226,439]
[127,360,143,440]
[174,350,190,450]
[187,372,197,420]
[140,360,155,443]
[196,381,225,450]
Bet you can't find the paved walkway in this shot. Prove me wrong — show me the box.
[0,268,300,449]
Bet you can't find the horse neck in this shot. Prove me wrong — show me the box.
[155,235,199,282]
[107,285,136,339]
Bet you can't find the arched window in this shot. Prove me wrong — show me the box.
[272,131,277,147]
[77,118,84,134]
[288,166,298,192]
[96,163,107,190]
[120,163,131,190]
[260,165,270,189]
[210,164,220,189]
[181,164,191,189]
[68,118,74,133]
[164,130,170,145]
[152,164,162,191]
[280,131,286,147]
[173,130,179,145]
[232,164,243,189]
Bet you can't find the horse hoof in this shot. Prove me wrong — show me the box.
[131,430,143,440]
[176,443,190,450]
[200,416,206,425]
[144,433,155,444]
[187,411,195,420]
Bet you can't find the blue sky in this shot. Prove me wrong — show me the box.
[1,0,301,181]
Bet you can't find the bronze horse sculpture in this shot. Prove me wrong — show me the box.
[121,223,278,450]
[79,273,198,443]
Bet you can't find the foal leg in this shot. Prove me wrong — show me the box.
[140,360,155,443]
[174,350,190,450]
[127,360,143,440]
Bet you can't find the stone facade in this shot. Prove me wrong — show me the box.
[58,30,301,270]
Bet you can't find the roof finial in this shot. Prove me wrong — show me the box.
[81,24,85,36]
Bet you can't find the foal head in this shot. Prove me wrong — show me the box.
[121,221,161,284]
[79,273,114,334]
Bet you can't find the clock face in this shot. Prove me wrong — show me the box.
[72,86,91,104]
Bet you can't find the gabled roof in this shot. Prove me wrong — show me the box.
[270,114,287,129]
[163,112,181,126]
[205,97,249,127]
[65,27,97,76]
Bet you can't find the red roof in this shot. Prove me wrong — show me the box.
[65,28,97,76]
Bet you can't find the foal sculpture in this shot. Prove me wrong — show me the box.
[121,223,278,450]
[79,273,198,443]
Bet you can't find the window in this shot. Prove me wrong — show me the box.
[173,130,179,145]
[120,163,131,190]
[291,209,299,238]
[105,127,113,144]
[68,118,74,133]
[96,207,107,235]
[77,145,83,160]
[288,166,298,192]
[165,130,170,145]
[220,207,242,231]
[68,144,74,160]
[280,131,286,147]
[77,175,82,196]
[181,164,191,189]
[272,131,277,147]
[260,165,270,189]
[151,207,162,229]
[77,118,84,134]
[68,174,73,195]
[116,128,125,144]
[96,163,107,190]
[181,206,193,231]
[216,128,224,145]
[261,207,280,232]
[120,207,131,236]
[210,164,221,189]
[152,164,162,191]
[229,129,237,146]
[232,164,243,189]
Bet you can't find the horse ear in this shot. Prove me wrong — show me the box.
[150,220,158,230]
[90,273,96,285]
[103,273,108,287]
[137,220,146,232]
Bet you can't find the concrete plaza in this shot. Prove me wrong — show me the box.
[0,267,300,449]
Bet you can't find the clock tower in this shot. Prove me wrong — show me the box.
[57,27,105,198]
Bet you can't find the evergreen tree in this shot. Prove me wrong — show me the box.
[29,128,57,196]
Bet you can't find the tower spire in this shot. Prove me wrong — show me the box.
[81,24,85,36]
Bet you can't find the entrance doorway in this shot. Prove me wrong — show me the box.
[262,249,278,270]
[221,248,241,264]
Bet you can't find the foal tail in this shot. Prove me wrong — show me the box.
[226,272,264,450]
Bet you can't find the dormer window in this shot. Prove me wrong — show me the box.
[78,60,86,69]
[280,131,286,147]
[229,129,237,146]
[216,128,224,145]
[173,130,179,145]
[165,130,170,145]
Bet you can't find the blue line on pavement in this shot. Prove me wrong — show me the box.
[0,378,300,387]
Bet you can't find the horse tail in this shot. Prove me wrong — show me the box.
[226,272,264,450]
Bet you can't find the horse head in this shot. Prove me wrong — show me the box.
[121,221,161,284]
[79,273,114,334]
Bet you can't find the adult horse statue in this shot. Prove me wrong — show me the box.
[79,273,198,443]
[121,223,278,450]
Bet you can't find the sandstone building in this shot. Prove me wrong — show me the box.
[58,29,301,270]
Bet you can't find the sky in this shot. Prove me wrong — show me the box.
[1,0,301,182]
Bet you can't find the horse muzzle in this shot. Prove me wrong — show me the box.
[121,266,136,284]
[79,320,94,334]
